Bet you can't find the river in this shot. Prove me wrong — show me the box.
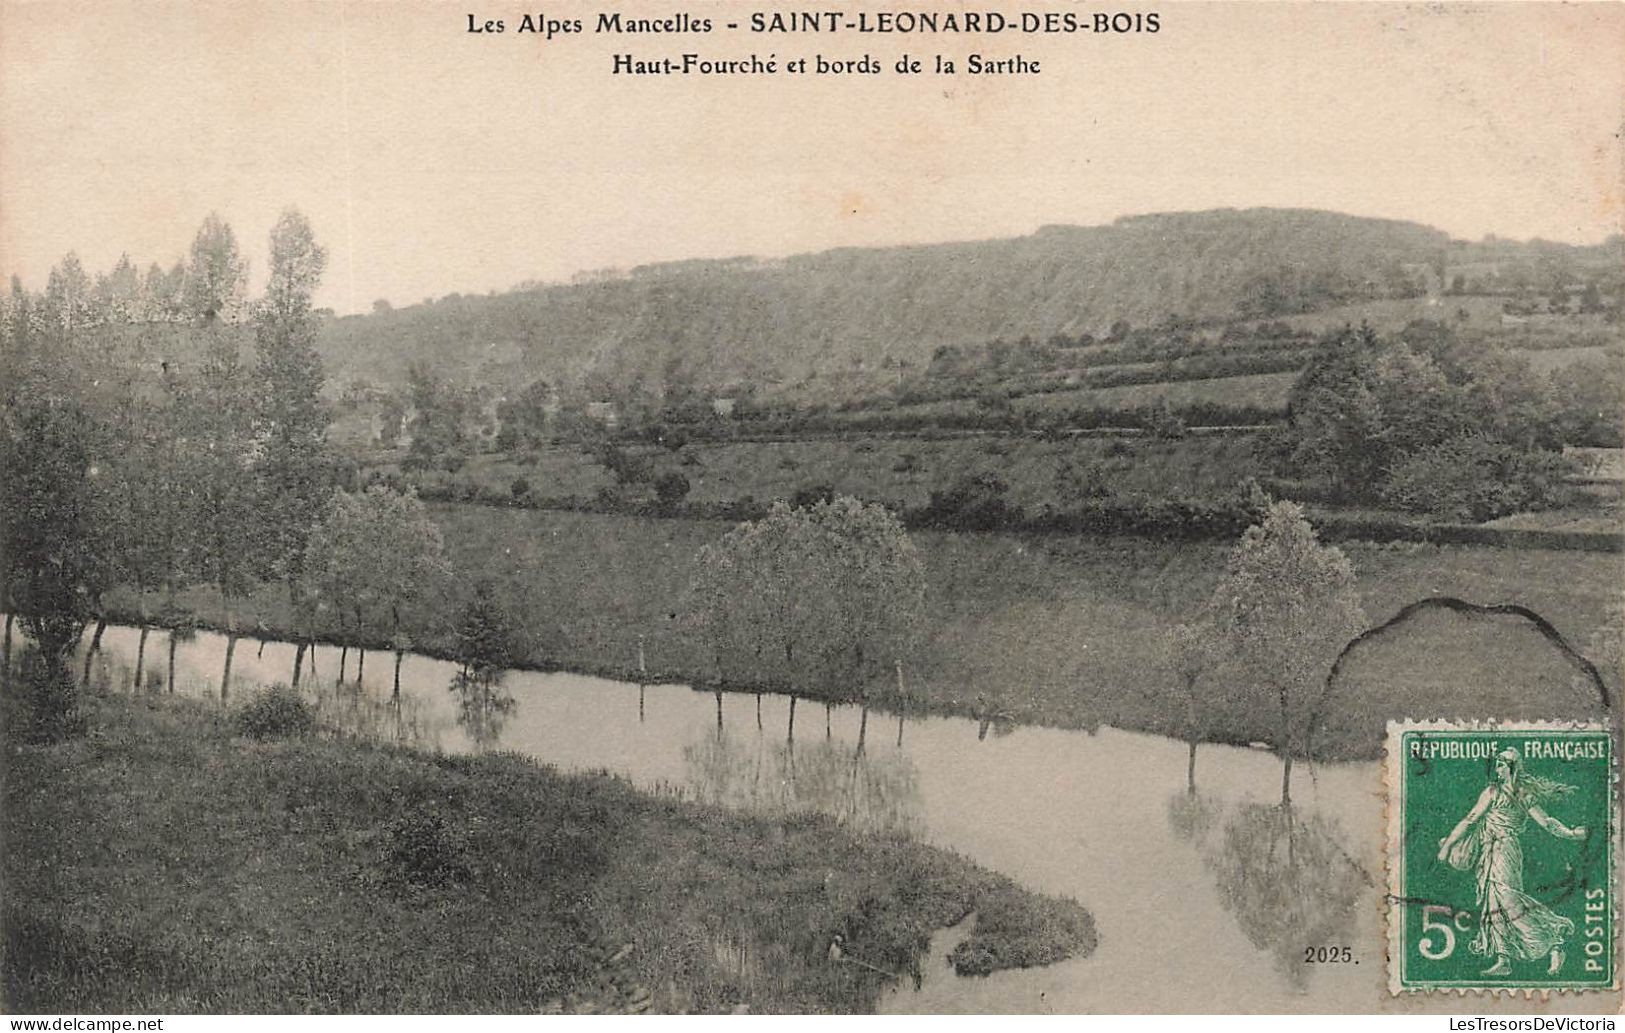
[68,624,1400,1012]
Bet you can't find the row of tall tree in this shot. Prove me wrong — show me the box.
[0,211,452,737]
[690,497,925,700]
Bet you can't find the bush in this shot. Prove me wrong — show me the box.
[13,649,86,744]
[510,477,532,502]
[386,810,471,888]
[914,473,1020,531]
[235,684,315,740]
[790,483,836,510]
[1382,436,1576,522]
[598,444,652,486]
[1145,402,1187,440]
[653,471,691,511]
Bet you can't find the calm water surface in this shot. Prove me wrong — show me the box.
[81,625,1390,1012]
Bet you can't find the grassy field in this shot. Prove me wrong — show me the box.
[1274,295,1510,334]
[422,433,1267,513]
[116,505,1621,762]
[1522,345,1617,373]
[3,692,1096,1013]
[1011,371,1298,415]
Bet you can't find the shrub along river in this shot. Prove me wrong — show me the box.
[70,624,1411,1011]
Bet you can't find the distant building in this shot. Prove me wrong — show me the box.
[710,397,737,418]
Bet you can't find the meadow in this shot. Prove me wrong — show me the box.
[423,432,1266,512]
[2,691,1095,1013]
[1009,371,1299,416]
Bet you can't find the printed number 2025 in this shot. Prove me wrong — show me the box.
[1303,946,1354,963]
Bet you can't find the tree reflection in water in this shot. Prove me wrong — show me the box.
[683,709,922,836]
[309,678,441,751]
[1164,790,1221,844]
[1182,799,1367,992]
[449,669,516,750]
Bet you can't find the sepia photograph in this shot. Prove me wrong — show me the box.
[1,0,1621,1018]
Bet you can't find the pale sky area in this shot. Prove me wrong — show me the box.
[3,1,1622,314]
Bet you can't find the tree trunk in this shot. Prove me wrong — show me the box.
[338,644,349,684]
[292,640,307,688]
[2,611,12,692]
[826,702,833,740]
[856,705,868,754]
[357,646,366,685]
[1188,739,1199,794]
[221,635,238,702]
[167,631,179,693]
[755,692,762,730]
[220,587,239,701]
[134,625,149,692]
[393,649,403,700]
[80,619,107,688]
[787,695,797,742]
[896,707,904,749]
[1278,683,1293,807]
[715,690,724,738]
[638,683,645,723]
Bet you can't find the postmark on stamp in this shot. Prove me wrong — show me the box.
[1386,721,1616,993]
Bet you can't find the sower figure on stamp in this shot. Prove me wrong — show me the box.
[1437,748,1589,977]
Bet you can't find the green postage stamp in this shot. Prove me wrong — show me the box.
[1387,721,1616,994]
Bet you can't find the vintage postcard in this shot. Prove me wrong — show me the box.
[1,0,1621,1019]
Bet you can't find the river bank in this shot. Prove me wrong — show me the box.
[2,687,1096,1013]
[94,504,1619,761]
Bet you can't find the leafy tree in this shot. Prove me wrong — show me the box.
[182,213,247,324]
[377,393,406,449]
[0,387,111,740]
[1285,325,1460,500]
[1546,355,1623,447]
[452,579,524,674]
[178,329,261,698]
[494,378,554,456]
[1284,323,1568,510]
[402,363,472,471]
[1382,435,1575,521]
[1209,501,1365,804]
[95,254,142,323]
[1164,619,1222,792]
[111,398,170,691]
[448,580,523,748]
[142,261,185,321]
[304,487,450,695]
[692,497,925,699]
[254,209,334,676]
[42,253,97,338]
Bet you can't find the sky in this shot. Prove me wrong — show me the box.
[3,0,1622,314]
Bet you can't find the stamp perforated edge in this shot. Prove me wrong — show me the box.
[1383,718,1621,997]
